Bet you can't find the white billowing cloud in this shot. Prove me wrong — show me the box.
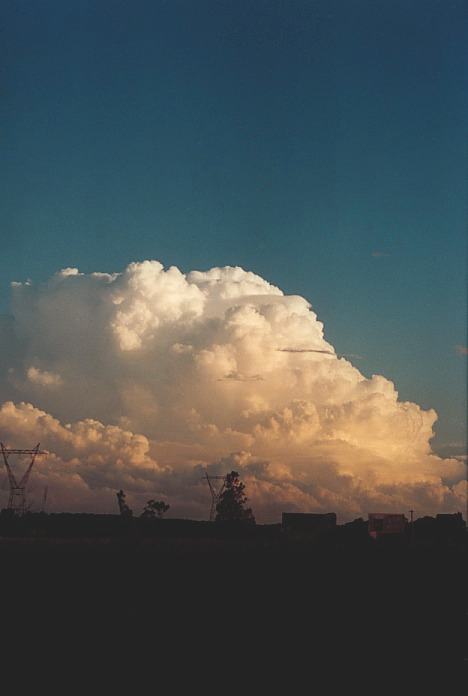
[0,400,162,513]
[0,261,465,521]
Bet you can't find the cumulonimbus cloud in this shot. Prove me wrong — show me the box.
[0,261,464,521]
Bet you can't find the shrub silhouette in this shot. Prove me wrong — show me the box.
[141,499,170,518]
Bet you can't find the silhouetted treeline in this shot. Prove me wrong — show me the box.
[0,511,273,541]
[0,510,465,550]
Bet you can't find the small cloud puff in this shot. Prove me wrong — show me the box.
[27,366,63,387]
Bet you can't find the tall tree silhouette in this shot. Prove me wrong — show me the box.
[116,489,133,517]
[215,471,255,523]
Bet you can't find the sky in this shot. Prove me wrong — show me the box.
[0,1,466,519]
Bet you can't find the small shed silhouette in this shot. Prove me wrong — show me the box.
[368,513,407,539]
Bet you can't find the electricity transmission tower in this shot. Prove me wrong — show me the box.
[0,443,47,515]
[203,472,227,521]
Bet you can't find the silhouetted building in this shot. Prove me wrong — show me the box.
[411,513,466,546]
[435,512,465,531]
[368,513,407,539]
[282,512,336,535]
[434,512,466,545]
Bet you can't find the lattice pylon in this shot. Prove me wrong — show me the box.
[0,443,46,514]
[203,472,227,521]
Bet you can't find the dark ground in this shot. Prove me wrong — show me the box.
[0,523,466,683]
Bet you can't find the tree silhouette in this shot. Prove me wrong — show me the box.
[116,489,133,517]
[215,471,255,523]
[141,499,170,518]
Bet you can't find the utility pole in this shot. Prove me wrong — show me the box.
[0,443,47,515]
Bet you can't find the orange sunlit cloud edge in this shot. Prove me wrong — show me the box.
[0,261,465,522]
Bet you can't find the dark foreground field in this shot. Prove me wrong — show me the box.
[0,527,466,682]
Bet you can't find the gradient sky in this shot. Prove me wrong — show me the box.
[1,0,466,456]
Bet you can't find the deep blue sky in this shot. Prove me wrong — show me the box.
[0,0,466,454]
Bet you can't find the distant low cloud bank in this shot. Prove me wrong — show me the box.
[0,261,464,521]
